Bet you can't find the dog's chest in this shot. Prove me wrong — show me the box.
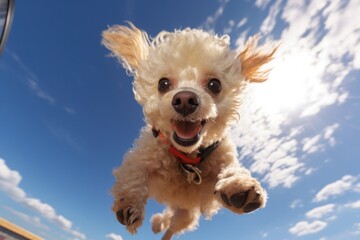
[146,151,215,207]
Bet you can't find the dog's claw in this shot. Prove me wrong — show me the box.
[129,215,139,224]
[126,208,132,224]
[116,210,126,225]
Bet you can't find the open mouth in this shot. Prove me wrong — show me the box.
[172,120,206,147]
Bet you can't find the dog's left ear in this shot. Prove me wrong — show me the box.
[102,22,149,75]
[238,36,278,83]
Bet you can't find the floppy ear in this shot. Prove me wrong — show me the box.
[102,22,149,74]
[239,35,277,83]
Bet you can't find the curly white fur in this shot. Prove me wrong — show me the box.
[102,23,276,240]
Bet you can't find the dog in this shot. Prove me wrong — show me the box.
[102,22,276,240]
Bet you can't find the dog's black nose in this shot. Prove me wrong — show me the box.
[172,91,200,116]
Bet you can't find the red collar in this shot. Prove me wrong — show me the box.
[168,145,201,165]
[152,128,219,165]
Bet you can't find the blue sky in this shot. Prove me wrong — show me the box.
[1,0,360,239]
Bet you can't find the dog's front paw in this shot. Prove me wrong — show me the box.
[214,175,267,214]
[113,198,144,234]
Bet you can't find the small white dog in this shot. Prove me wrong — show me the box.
[102,23,276,240]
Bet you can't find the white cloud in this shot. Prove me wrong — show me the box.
[314,175,358,202]
[235,29,249,50]
[302,123,339,154]
[302,134,322,154]
[23,198,71,229]
[323,124,339,140]
[0,160,26,200]
[106,233,124,240]
[345,200,360,209]
[260,0,282,35]
[0,158,86,239]
[289,220,327,236]
[323,123,339,146]
[263,159,303,188]
[255,0,271,9]
[306,204,336,219]
[233,0,359,189]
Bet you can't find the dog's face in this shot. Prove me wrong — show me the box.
[103,23,276,152]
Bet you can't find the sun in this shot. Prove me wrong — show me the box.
[246,49,316,117]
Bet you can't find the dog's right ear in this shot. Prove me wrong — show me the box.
[102,22,150,75]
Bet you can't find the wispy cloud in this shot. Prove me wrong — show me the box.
[26,78,55,105]
[289,220,327,236]
[64,106,76,114]
[0,158,86,239]
[5,50,78,113]
[6,207,49,230]
[353,223,360,235]
[223,20,235,35]
[106,233,124,240]
[236,18,248,28]
[47,124,82,151]
[290,199,304,209]
[200,0,230,32]
[6,50,56,105]
[314,175,358,202]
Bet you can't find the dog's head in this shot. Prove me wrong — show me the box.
[102,23,276,153]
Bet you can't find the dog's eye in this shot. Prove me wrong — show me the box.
[207,78,222,94]
[158,78,171,93]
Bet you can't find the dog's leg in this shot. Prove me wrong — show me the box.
[151,207,173,234]
[112,157,149,234]
[214,163,267,214]
[161,208,200,240]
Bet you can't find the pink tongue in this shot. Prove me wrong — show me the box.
[172,121,202,139]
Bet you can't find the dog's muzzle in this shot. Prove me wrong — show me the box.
[171,91,205,147]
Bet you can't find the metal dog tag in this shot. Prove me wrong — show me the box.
[180,163,202,185]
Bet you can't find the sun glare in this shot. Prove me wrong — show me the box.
[247,49,316,116]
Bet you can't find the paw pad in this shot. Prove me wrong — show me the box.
[218,189,262,213]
